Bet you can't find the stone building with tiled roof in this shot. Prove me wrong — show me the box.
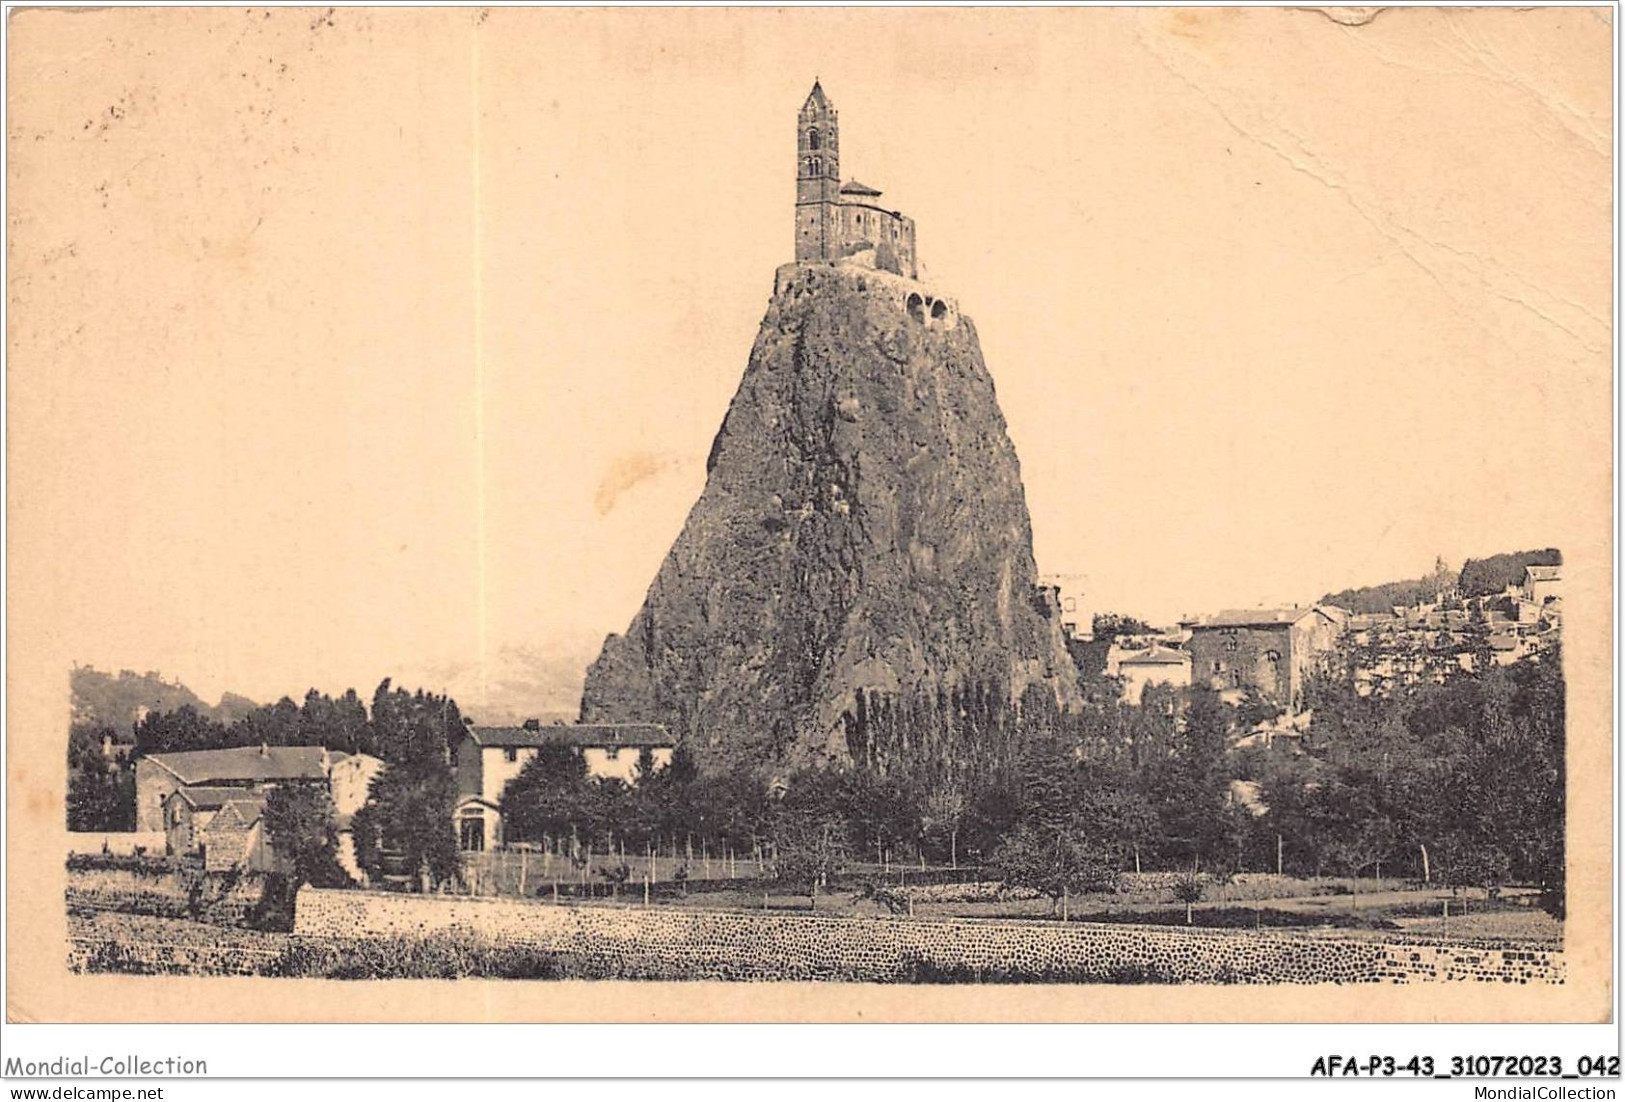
[1115,644,1192,706]
[134,744,336,832]
[1185,606,1345,711]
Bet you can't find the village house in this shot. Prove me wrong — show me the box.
[162,788,282,873]
[452,721,676,851]
[195,795,279,873]
[136,743,382,874]
[1115,644,1192,705]
[1184,606,1344,711]
[134,744,337,832]
[1523,563,1561,606]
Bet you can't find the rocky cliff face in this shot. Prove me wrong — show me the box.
[580,261,1080,771]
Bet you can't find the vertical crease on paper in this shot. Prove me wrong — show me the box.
[473,16,490,711]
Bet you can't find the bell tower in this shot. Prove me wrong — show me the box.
[795,80,839,262]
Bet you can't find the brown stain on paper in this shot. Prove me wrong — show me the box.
[594,452,672,516]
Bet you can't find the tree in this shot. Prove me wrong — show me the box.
[690,767,771,854]
[1172,875,1204,925]
[840,769,922,863]
[770,806,849,910]
[627,742,702,848]
[349,760,461,891]
[1323,816,1398,907]
[1092,612,1157,638]
[68,723,114,771]
[1150,691,1232,868]
[989,821,1118,917]
[1236,690,1285,731]
[133,704,226,755]
[960,773,1024,864]
[67,754,134,832]
[500,743,591,844]
[368,679,463,766]
[263,784,351,887]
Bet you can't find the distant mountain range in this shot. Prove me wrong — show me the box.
[70,639,601,736]
[399,642,598,727]
[69,666,260,735]
[1320,548,1561,614]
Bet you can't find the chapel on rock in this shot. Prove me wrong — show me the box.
[794,81,919,280]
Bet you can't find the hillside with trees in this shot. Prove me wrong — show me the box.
[1320,556,1458,613]
[70,666,259,734]
[1321,549,1561,612]
[1457,548,1562,599]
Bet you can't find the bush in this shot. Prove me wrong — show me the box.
[66,853,180,877]
[1172,876,1204,924]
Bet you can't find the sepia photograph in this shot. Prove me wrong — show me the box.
[4,2,1614,1043]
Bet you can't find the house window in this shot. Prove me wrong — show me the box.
[808,128,820,150]
[504,747,518,763]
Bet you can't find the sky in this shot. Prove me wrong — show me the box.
[9,7,1613,717]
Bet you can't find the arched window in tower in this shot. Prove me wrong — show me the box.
[808,128,821,150]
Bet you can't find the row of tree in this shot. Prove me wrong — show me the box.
[119,678,461,763]
[489,646,1562,913]
[72,638,1566,918]
[1247,646,1565,910]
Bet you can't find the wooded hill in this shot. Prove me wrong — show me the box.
[1320,549,1560,613]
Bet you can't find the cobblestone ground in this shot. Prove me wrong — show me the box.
[283,889,1566,985]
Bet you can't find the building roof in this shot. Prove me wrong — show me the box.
[201,796,267,833]
[1118,644,1189,667]
[839,179,883,197]
[469,723,673,750]
[1193,607,1316,629]
[801,80,831,112]
[1525,564,1561,582]
[1488,633,1520,651]
[142,745,331,785]
[167,786,248,811]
